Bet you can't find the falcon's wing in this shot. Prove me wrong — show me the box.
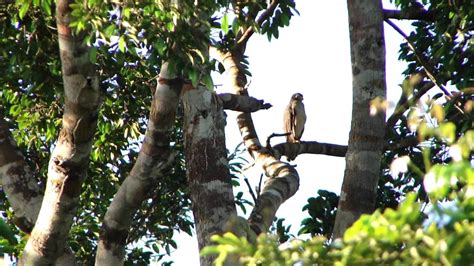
[293,101,306,141]
[283,102,295,142]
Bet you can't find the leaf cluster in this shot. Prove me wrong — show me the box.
[0,3,192,263]
[395,0,474,88]
[203,123,474,265]
[299,190,338,239]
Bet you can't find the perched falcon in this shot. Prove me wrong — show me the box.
[284,93,306,143]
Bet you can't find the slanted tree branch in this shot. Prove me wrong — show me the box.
[212,47,300,235]
[96,63,182,265]
[20,0,103,263]
[385,19,451,97]
[1,116,77,266]
[218,93,272,112]
[236,0,279,49]
[385,19,466,117]
[0,115,43,233]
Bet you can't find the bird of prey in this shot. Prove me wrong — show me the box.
[284,93,306,143]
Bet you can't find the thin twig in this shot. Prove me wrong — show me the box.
[244,177,258,204]
[256,174,263,197]
[266,132,290,149]
[385,19,465,115]
[384,19,451,96]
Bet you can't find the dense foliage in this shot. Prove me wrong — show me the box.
[203,119,474,265]
[0,1,192,263]
[0,0,472,264]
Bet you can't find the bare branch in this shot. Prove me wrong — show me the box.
[385,19,468,117]
[96,63,182,265]
[0,116,78,266]
[236,0,279,49]
[272,141,348,160]
[0,116,43,233]
[383,9,434,21]
[384,19,451,97]
[266,133,289,149]
[256,174,263,197]
[218,93,272,112]
[244,177,258,204]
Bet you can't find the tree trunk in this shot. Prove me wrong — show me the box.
[95,63,182,265]
[332,0,387,239]
[210,48,300,235]
[0,115,42,233]
[182,86,237,266]
[19,0,103,264]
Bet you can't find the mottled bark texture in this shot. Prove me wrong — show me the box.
[0,116,42,233]
[95,64,182,265]
[218,93,272,112]
[182,87,237,266]
[211,48,300,235]
[332,0,387,239]
[19,0,103,264]
[272,141,347,160]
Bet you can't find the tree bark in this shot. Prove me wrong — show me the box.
[95,63,182,265]
[272,141,347,160]
[182,86,237,266]
[19,0,103,264]
[211,48,300,235]
[332,0,387,239]
[0,116,42,233]
[218,93,272,112]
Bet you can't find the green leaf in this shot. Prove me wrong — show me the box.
[0,219,17,245]
[437,122,456,144]
[166,22,175,32]
[118,35,126,52]
[188,68,199,87]
[200,246,220,256]
[202,73,214,91]
[104,24,116,38]
[280,13,290,26]
[19,2,31,19]
[123,7,131,19]
[41,0,52,16]
[232,18,240,34]
[221,13,229,34]
[89,47,97,64]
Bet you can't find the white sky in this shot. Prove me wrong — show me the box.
[162,1,412,265]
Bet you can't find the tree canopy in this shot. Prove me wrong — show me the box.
[0,0,473,265]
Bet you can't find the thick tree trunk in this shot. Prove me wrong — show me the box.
[182,86,237,266]
[332,0,387,239]
[95,63,182,265]
[19,0,103,264]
